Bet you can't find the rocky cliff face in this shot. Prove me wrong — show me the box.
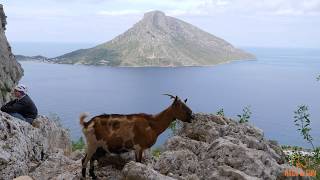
[0,112,71,180]
[5,113,305,180]
[55,10,255,67]
[0,4,23,105]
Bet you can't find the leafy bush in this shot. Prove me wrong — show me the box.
[216,108,225,117]
[169,120,183,135]
[237,106,251,123]
[151,147,162,158]
[72,137,85,151]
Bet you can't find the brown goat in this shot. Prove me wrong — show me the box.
[80,94,193,179]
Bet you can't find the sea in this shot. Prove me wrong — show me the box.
[12,42,320,148]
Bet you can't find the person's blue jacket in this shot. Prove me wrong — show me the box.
[1,94,38,119]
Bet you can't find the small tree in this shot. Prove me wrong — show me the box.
[237,106,251,123]
[216,108,225,117]
[293,105,314,150]
[290,105,319,178]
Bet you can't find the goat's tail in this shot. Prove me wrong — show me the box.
[79,113,89,127]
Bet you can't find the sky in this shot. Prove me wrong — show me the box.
[1,0,320,48]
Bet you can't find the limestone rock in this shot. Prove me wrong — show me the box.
[0,112,71,180]
[155,150,200,179]
[162,113,308,180]
[13,176,33,180]
[29,150,80,180]
[0,4,23,105]
[123,161,175,180]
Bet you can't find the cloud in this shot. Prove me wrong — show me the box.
[94,0,320,17]
[97,9,209,17]
[198,0,320,16]
[4,0,320,19]
[98,10,144,16]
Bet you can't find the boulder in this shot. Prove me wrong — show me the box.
[123,161,175,180]
[0,112,71,179]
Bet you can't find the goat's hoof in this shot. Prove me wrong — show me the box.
[81,168,86,179]
[90,173,97,180]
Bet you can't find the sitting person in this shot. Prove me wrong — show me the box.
[1,84,38,124]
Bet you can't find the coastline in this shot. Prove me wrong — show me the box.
[18,57,257,68]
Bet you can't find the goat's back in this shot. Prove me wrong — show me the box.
[83,113,157,151]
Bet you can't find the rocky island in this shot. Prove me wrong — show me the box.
[54,11,255,67]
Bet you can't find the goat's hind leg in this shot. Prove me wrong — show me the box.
[81,146,97,179]
[81,154,87,178]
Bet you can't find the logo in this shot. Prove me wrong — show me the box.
[284,159,317,177]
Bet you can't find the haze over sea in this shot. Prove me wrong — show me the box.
[14,43,320,148]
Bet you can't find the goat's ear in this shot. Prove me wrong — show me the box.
[184,98,188,103]
[174,96,178,102]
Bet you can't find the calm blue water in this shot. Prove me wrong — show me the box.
[19,47,320,148]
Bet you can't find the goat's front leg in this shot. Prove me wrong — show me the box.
[134,148,143,162]
[89,158,97,179]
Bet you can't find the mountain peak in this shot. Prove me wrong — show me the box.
[143,10,166,19]
[142,10,167,27]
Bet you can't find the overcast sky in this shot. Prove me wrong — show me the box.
[1,0,320,48]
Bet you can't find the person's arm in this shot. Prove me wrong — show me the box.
[1,100,15,111]
[1,100,24,113]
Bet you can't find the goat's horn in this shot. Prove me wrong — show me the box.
[163,94,176,99]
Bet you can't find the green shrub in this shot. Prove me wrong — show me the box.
[237,106,251,123]
[216,108,225,117]
[169,120,182,135]
[151,147,162,158]
[72,137,85,151]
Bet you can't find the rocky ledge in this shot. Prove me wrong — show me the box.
[0,112,306,180]
[0,112,71,180]
[0,5,23,105]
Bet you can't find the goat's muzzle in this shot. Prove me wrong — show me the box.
[186,114,194,123]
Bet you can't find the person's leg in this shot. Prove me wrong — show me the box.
[25,118,33,124]
[8,113,29,123]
